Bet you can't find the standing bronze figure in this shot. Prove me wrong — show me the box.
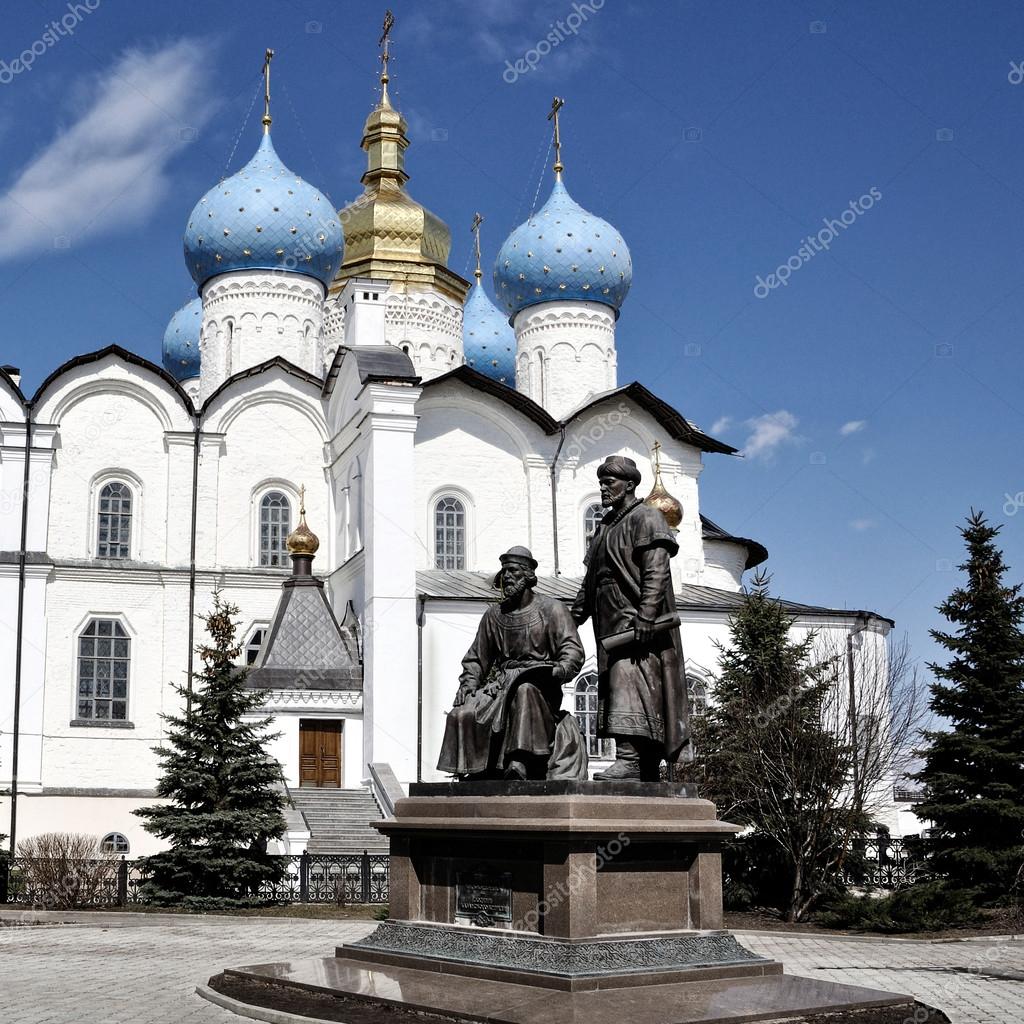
[437,546,587,781]
[572,455,690,781]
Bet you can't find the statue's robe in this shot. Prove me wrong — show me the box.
[437,595,585,778]
[572,500,690,762]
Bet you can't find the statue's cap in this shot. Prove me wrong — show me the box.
[493,546,538,587]
[597,455,641,484]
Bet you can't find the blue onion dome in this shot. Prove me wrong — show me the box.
[463,281,515,385]
[183,133,344,290]
[162,297,202,380]
[493,178,632,321]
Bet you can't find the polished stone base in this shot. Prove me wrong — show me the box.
[215,956,916,1023]
[211,787,913,1021]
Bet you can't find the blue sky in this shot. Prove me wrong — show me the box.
[1,0,1022,673]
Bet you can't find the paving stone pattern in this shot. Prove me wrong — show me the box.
[0,914,1021,1023]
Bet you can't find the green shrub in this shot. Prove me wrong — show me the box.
[818,881,982,933]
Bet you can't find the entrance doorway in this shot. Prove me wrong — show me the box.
[299,719,342,788]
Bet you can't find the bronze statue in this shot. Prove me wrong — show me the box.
[437,546,587,781]
[572,455,690,781]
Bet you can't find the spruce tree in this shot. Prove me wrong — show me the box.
[135,594,286,909]
[915,511,1024,900]
[693,572,860,921]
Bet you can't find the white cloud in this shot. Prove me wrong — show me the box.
[840,420,867,436]
[0,39,212,258]
[742,410,799,460]
[710,416,732,435]
[849,518,877,531]
[861,447,876,465]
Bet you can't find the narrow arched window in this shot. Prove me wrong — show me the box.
[77,619,130,721]
[434,495,466,570]
[259,491,292,567]
[583,502,604,553]
[97,481,132,559]
[688,673,709,718]
[573,673,609,758]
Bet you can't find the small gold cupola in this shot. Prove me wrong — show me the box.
[644,441,683,529]
[286,486,320,575]
[328,11,468,305]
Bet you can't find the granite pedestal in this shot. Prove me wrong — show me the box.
[213,782,915,1022]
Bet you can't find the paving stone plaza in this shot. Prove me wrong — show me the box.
[1,913,1021,1024]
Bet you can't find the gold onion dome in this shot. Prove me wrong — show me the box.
[329,46,467,304]
[286,492,320,556]
[644,443,683,529]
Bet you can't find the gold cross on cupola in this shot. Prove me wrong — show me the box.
[547,96,565,180]
[471,212,484,281]
[262,48,274,134]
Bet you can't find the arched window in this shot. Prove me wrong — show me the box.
[259,491,292,567]
[97,481,132,559]
[687,673,709,718]
[434,495,466,570]
[573,673,611,758]
[77,619,130,722]
[244,625,268,666]
[583,501,604,553]
[100,832,130,855]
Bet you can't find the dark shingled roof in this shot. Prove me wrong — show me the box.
[30,344,193,412]
[247,577,362,691]
[322,345,420,397]
[420,364,559,433]
[415,570,891,625]
[560,383,738,455]
[700,514,769,570]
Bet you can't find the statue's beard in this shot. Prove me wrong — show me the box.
[501,575,530,602]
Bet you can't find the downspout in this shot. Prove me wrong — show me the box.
[416,594,425,783]
[549,426,566,576]
[185,410,200,718]
[847,613,869,817]
[8,402,33,857]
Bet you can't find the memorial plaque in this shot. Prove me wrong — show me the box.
[455,868,512,926]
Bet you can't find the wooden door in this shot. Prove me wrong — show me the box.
[299,720,342,787]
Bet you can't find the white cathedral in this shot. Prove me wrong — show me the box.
[0,53,911,858]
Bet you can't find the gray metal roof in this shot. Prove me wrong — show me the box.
[415,569,890,624]
[247,579,362,691]
[700,514,769,569]
[322,345,419,397]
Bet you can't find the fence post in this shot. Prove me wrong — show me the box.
[117,857,128,907]
[0,862,7,905]
[299,851,310,903]
[361,850,370,905]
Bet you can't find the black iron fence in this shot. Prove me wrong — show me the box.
[1,851,389,908]
[841,833,933,890]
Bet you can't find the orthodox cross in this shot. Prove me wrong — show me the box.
[378,10,395,101]
[262,48,274,133]
[471,212,484,281]
[298,483,306,516]
[548,96,565,179]
[652,439,663,473]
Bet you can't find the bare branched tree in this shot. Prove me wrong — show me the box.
[690,573,929,921]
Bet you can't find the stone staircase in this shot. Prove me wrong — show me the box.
[289,786,388,854]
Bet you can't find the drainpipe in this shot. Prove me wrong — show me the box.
[185,411,201,718]
[8,403,33,858]
[549,426,566,576]
[416,595,425,783]
[847,613,870,817]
